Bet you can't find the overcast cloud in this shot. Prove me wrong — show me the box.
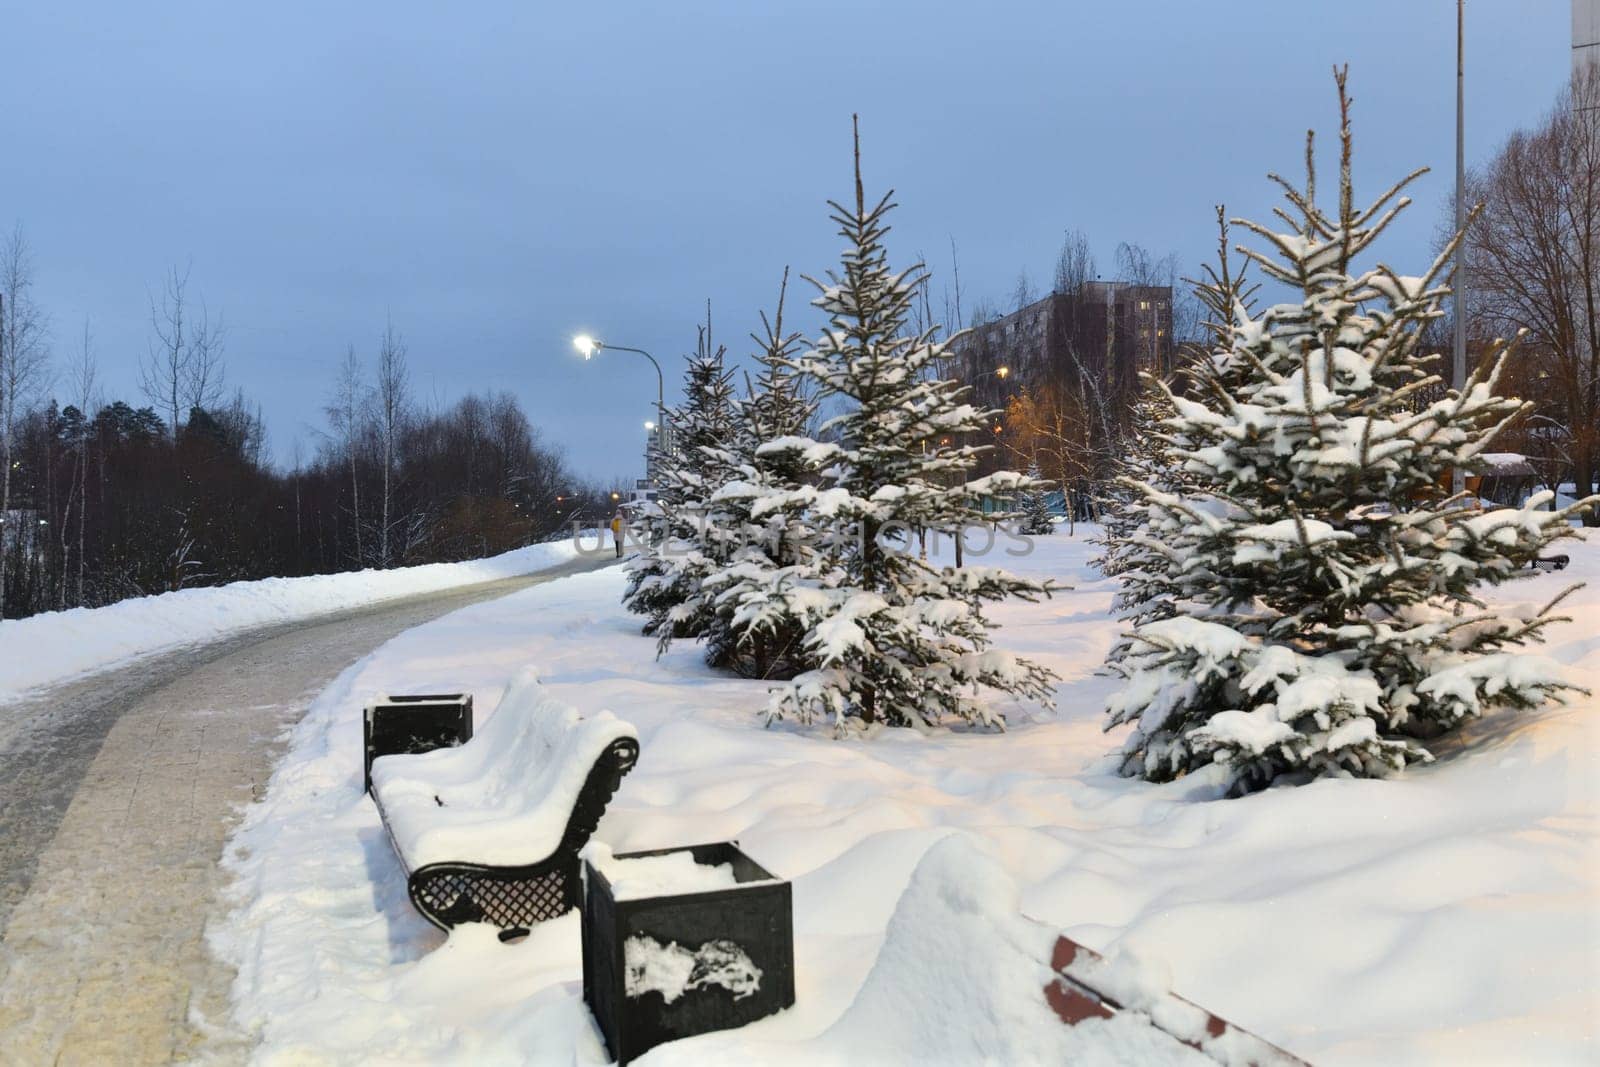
[6,1,1570,482]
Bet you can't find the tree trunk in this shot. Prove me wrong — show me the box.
[0,424,10,619]
[77,440,88,605]
[382,437,391,567]
[1577,448,1598,526]
[0,373,10,621]
[349,452,363,566]
[59,457,76,611]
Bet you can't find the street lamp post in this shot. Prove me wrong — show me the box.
[1452,0,1468,497]
[573,335,670,461]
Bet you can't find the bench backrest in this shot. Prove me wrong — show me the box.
[371,667,639,872]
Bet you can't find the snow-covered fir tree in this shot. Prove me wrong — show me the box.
[692,271,835,678]
[763,119,1059,730]
[1105,72,1597,795]
[621,321,739,637]
[1097,208,1257,621]
[1093,382,1175,579]
[1015,462,1056,536]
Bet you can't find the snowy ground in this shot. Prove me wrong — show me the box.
[0,539,584,703]
[212,530,1600,1065]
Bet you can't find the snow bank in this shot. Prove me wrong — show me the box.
[211,530,1600,1064]
[820,835,1206,1065]
[0,540,579,703]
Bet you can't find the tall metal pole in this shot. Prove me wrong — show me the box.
[597,342,669,468]
[1452,0,1468,496]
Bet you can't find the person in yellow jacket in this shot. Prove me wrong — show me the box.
[609,509,625,558]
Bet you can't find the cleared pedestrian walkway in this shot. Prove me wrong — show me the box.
[0,556,610,1065]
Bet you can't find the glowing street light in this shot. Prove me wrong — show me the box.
[644,420,656,431]
[571,334,668,456]
[996,365,1010,379]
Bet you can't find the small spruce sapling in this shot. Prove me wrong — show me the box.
[1015,462,1056,536]
[622,317,739,637]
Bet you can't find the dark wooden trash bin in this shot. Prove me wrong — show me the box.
[581,841,794,1064]
[362,693,473,793]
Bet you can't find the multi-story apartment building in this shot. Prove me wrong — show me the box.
[952,280,1175,415]
[1576,0,1600,78]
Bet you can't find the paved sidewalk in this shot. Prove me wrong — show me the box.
[0,557,608,1065]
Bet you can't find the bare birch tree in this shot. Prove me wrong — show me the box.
[326,344,367,565]
[184,306,227,417]
[141,265,225,434]
[1012,270,1037,312]
[1,224,50,619]
[375,319,410,567]
[1468,68,1600,518]
[1053,228,1096,293]
[63,320,97,607]
[943,237,965,341]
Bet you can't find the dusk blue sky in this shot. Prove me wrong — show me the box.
[8,2,1572,483]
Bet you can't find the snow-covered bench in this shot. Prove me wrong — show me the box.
[368,668,639,933]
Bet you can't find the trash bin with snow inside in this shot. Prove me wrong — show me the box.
[579,841,794,1064]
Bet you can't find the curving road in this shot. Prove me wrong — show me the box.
[0,553,614,1065]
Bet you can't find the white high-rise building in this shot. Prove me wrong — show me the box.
[1576,0,1600,77]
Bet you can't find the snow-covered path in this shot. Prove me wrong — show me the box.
[0,554,613,1066]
